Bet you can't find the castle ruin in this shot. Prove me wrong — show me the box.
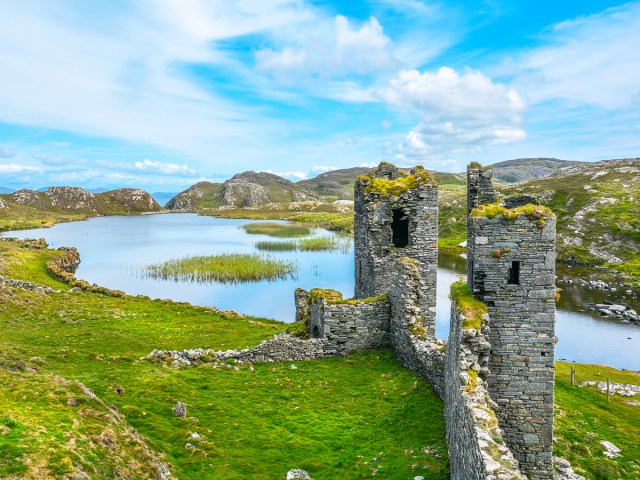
[296,162,556,479]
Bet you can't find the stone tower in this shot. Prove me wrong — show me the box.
[467,166,556,479]
[354,162,439,332]
[467,163,496,284]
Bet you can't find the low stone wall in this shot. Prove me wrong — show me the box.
[0,275,55,294]
[445,296,522,480]
[146,333,328,367]
[46,247,81,283]
[389,257,445,397]
[307,290,390,355]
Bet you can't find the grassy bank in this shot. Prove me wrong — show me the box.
[144,253,296,283]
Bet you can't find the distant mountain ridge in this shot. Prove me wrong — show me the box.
[1,186,162,215]
[163,158,580,211]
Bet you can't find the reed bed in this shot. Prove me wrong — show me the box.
[144,253,296,283]
[298,236,350,253]
[254,236,351,253]
[242,222,311,237]
[255,241,298,251]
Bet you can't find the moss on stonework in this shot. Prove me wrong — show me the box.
[470,203,553,221]
[358,165,437,197]
[450,280,488,330]
[408,322,427,339]
[308,288,388,305]
[468,161,492,171]
[466,369,479,392]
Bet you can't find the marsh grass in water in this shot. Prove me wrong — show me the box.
[255,236,351,253]
[255,240,298,251]
[242,222,311,237]
[144,253,296,283]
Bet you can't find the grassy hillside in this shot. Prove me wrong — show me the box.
[1,238,638,479]
[0,241,449,479]
[500,159,640,280]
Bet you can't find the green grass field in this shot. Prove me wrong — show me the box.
[1,239,639,479]
[0,242,449,479]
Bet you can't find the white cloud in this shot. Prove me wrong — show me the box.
[263,169,307,180]
[0,163,43,173]
[360,162,378,168]
[378,67,526,157]
[134,159,196,176]
[310,165,341,174]
[0,1,309,165]
[0,147,15,158]
[381,120,392,130]
[256,15,399,82]
[508,2,640,109]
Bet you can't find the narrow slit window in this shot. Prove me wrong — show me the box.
[508,261,520,285]
[391,209,409,248]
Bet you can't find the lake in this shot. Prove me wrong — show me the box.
[4,213,639,370]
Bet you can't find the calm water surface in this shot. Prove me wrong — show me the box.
[5,213,639,370]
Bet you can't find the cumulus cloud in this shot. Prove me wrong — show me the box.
[256,15,398,82]
[0,163,43,173]
[378,67,526,157]
[134,159,196,176]
[0,147,15,158]
[509,2,640,109]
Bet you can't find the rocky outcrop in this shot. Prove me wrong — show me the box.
[222,177,270,207]
[45,186,99,211]
[0,197,7,209]
[97,188,162,213]
[164,181,221,210]
[10,189,50,209]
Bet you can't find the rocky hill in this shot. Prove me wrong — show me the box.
[499,158,639,277]
[165,171,318,210]
[491,158,580,183]
[0,186,162,230]
[4,186,161,214]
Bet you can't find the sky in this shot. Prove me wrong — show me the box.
[0,0,639,192]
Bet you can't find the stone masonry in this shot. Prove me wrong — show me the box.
[467,165,496,282]
[354,163,439,333]
[468,176,556,478]
[306,290,391,356]
[445,298,522,480]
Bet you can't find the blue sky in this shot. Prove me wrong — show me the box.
[0,0,638,191]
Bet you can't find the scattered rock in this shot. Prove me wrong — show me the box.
[580,381,640,396]
[600,440,621,458]
[173,401,187,418]
[286,469,311,479]
[184,443,195,449]
[290,364,298,370]
[553,456,585,480]
[67,398,79,407]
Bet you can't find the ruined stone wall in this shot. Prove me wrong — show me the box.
[389,257,445,397]
[354,164,438,330]
[468,213,556,479]
[445,297,522,480]
[308,291,391,356]
[146,333,328,367]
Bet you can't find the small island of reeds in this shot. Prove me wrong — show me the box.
[255,236,351,253]
[242,221,311,237]
[144,253,296,283]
